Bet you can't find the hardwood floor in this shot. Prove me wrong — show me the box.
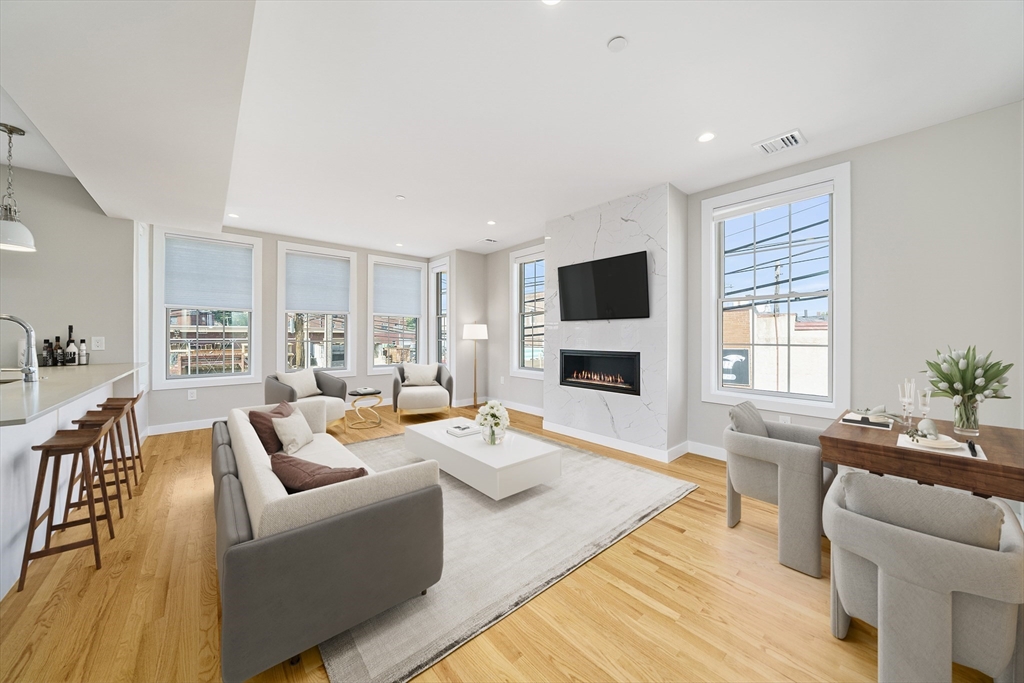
[0,407,990,683]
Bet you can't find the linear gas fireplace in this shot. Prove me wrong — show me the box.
[560,350,641,396]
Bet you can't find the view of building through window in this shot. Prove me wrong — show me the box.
[373,315,417,366]
[168,309,250,377]
[435,271,448,366]
[286,312,346,370]
[519,258,545,370]
[719,193,831,398]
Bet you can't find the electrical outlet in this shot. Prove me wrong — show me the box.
[187,389,197,401]
[91,336,105,351]
[778,415,791,424]
[500,376,505,385]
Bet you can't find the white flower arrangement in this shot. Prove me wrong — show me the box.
[925,346,1012,434]
[475,400,510,430]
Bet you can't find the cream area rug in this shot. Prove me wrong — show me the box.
[319,429,697,683]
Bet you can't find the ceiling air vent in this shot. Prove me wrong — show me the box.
[477,238,499,244]
[754,129,806,156]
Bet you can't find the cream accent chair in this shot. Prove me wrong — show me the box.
[392,364,453,423]
[722,401,837,577]
[823,471,1024,683]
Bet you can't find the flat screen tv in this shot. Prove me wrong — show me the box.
[557,251,650,321]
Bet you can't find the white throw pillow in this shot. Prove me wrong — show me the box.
[403,363,437,386]
[277,368,322,398]
[272,410,315,455]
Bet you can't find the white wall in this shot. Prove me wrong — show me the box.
[484,239,546,413]
[0,166,134,367]
[148,227,426,428]
[666,185,688,450]
[685,101,1024,451]
[452,250,488,406]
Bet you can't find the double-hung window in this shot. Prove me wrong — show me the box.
[510,244,545,378]
[279,243,356,376]
[701,163,850,417]
[154,230,262,389]
[368,255,426,372]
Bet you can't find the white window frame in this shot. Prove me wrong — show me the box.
[701,162,851,418]
[367,254,428,375]
[428,256,455,382]
[509,243,546,380]
[277,241,357,378]
[151,227,263,390]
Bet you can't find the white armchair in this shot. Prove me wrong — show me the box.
[392,364,453,423]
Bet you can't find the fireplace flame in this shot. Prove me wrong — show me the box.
[570,370,629,387]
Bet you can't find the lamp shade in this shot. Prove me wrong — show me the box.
[463,323,488,340]
[0,219,35,252]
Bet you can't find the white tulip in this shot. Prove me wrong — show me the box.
[958,359,967,370]
[984,390,994,398]
[953,395,963,406]
[976,378,986,387]
[975,368,984,378]
[938,382,949,390]
[941,363,951,373]
[976,394,986,403]
[952,350,963,360]
[954,382,963,391]
[996,389,1007,398]
[998,375,1009,385]
[927,371,937,380]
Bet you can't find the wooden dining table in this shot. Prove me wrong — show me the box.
[819,415,1024,501]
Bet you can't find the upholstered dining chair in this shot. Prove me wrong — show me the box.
[392,363,453,423]
[823,471,1024,683]
[722,401,837,577]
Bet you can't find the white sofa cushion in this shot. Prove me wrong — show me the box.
[296,395,346,423]
[276,368,322,398]
[272,410,315,455]
[295,433,376,473]
[402,363,437,386]
[398,384,449,410]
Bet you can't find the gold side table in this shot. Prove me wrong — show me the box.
[346,391,383,430]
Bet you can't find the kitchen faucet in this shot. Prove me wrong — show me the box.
[0,314,39,382]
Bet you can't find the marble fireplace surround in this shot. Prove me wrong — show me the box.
[542,184,686,463]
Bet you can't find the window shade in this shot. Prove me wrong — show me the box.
[285,251,350,313]
[712,181,834,222]
[165,236,253,310]
[373,262,422,316]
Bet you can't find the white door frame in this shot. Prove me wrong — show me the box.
[428,257,455,387]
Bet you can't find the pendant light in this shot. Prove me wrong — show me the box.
[0,123,35,252]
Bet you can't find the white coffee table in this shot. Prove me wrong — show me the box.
[404,417,561,500]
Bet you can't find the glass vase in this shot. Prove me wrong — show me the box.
[482,425,505,445]
[953,399,980,437]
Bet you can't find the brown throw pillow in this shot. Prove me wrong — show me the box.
[270,452,368,493]
[249,402,294,454]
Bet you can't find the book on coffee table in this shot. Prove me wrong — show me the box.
[446,423,481,438]
[349,387,382,396]
[840,412,894,430]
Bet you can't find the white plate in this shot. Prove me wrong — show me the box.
[918,434,962,449]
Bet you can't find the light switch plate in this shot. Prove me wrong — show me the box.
[91,337,105,351]
[500,376,505,385]
[187,389,197,401]
[779,415,791,424]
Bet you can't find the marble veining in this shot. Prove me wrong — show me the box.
[544,185,670,451]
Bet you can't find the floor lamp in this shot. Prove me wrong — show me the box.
[463,323,488,406]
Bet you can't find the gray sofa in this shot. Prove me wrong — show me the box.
[265,369,349,423]
[392,363,454,423]
[212,399,444,682]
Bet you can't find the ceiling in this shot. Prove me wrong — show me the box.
[0,0,255,231]
[2,1,1022,255]
[0,88,72,177]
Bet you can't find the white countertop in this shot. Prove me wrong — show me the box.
[0,363,146,426]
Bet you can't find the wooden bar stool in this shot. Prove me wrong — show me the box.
[74,408,135,504]
[98,391,145,475]
[19,423,115,592]
[66,411,125,520]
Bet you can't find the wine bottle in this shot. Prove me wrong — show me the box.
[43,339,52,366]
[79,340,89,365]
[54,336,65,366]
[66,326,77,365]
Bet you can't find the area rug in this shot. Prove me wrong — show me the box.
[319,429,697,683]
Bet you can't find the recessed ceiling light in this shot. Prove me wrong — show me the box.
[487,220,496,225]
[607,36,628,53]
[545,236,552,240]
[395,243,403,247]
[542,0,561,5]
[697,132,716,143]
[396,195,406,200]
[227,213,239,218]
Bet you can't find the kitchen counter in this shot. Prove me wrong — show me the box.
[0,363,146,426]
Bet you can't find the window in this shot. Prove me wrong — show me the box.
[153,230,262,389]
[278,243,356,376]
[368,255,427,373]
[510,244,545,378]
[429,257,450,367]
[701,163,850,418]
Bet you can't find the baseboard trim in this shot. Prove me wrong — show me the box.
[148,417,221,435]
[685,440,727,462]
[542,421,683,463]
[453,396,489,409]
[499,399,544,417]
